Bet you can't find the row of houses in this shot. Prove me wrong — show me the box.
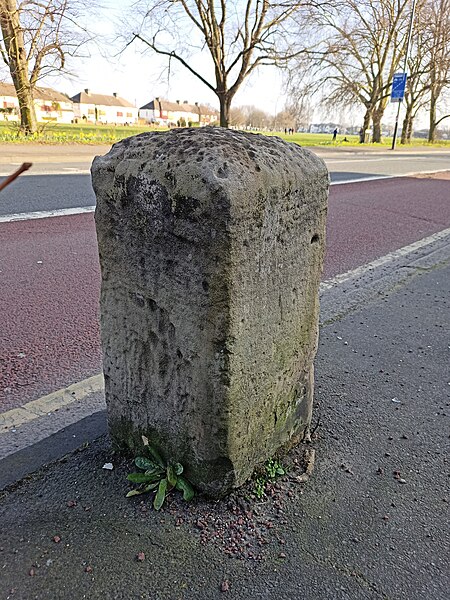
[0,83,219,126]
[139,98,218,126]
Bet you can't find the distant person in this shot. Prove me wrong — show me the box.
[332,127,338,141]
[343,136,349,142]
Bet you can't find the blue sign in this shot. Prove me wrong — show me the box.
[391,73,407,102]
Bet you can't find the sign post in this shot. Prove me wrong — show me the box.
[391,72,407,150]
[391,73,407,103]
[391,0,417,150]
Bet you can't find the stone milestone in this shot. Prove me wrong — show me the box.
[92,127,329,496]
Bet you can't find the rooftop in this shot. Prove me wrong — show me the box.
[140,98,218,116]
[71,90,135,108]
[0,82,71,103]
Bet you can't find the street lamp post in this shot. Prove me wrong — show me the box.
[391,0,418,150]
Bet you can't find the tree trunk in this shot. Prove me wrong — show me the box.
[428,95,437,143]
[360,108,372,143]
[372,110,383,143]
[0,0,38,134]
[406,116,414,143]
[15,81,37,135]
[218,93,231,128]
[400,117,408,144]
[401,105,413,144]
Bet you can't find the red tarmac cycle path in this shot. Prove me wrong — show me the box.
[1,175,449,412]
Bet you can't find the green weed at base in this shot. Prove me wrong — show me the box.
[252,458,286,500]
[126,435,195,511]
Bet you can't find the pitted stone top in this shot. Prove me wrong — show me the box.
[92,127,328,202]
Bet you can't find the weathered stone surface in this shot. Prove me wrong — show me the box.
[92,127,328,496]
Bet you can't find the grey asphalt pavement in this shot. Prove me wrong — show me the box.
[323,150,450,182]
[0,146,449,216]
[1,240,449,599]
[0,174,95,216]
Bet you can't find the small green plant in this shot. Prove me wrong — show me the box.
[126,436,194,510]
[252,458,286,499]
[254,477,266,499]
[265,458,285,479]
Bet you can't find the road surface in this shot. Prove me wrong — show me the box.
[1,146,449,598]
[0,147,449,217]
[1,168,449,414]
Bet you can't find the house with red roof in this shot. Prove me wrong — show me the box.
[70,89,138,125]
[139,98,219,126]
[0,82,74,123]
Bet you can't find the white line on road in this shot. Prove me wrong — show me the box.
[61,168,90,174]
[320,227,450,291]
[331,175,392,185]
[0,168,90,176]
[326,157,426,163]
[0,205,95,223]
[330,168,449,186]
[0,375,104,434]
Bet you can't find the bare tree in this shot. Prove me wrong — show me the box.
[130,0,312,127]
[426,0,450,141]
[400,0,431,144]
[289,0,411,142]
[229,105,246,127]
[283,89,312,129]
[228,103,271,128]
[0,0,89,134]
[243,105,272,129]
[273,106,296,130]
[400,67,428,144]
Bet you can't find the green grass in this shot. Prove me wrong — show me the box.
[0,122,161,144]
[267,131,360,146]
[272,131,450,148]
[0,121,448,147]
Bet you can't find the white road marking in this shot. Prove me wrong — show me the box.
[320,227,450,291]
[331,175,392,185]
[330,168,449,186]
[0,205,95,223]
[326,155,450,163]
[0,374,104,433]
[61,168,90,174]
[0,167,90,176]
[326,157,421,163]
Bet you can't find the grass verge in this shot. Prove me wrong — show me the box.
[0,122,449,148]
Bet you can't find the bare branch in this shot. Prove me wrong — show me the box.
[128,0,308,127]
[0,0,92,134]
[133,32,216,92]
[435,113,450,126]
